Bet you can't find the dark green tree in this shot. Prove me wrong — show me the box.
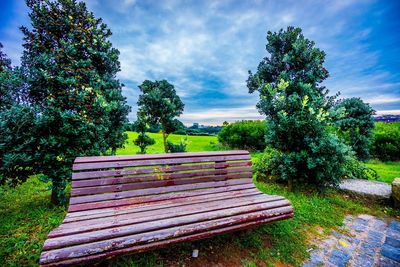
[134,109,155,154]
[248,27,350,190]
[137,80,184,153]
[334,98,375,160]
[19,0,129,204]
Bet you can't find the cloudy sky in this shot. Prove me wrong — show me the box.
[1,0,399,125]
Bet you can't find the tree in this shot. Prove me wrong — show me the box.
[19,0,129,204]
[137,80,184,153]
[248,27,350,190]
[334,98,375,160]
[133,109,155,154]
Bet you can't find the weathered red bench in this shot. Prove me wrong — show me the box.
[40,150,293,266]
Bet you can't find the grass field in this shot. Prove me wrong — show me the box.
[116,132,219,155]
[1,133,399,266]
[366,160,400,183]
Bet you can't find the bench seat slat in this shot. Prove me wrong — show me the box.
[40,151,294,266]
[44,199,291,250]
[51,194,283,237]
[40,206,293,264]
[41,213,291,267]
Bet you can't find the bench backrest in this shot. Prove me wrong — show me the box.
[68,150,253,212]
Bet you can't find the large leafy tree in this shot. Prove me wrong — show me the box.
[334,98,375,160]
[248,27,350,189]
[137,80,184,153]
[19,0,130,204]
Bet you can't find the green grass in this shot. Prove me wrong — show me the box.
[1,133,399,266]
[366,160,400,183]
[117,132,219,155]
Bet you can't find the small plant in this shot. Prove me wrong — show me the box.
[166,137,188,153]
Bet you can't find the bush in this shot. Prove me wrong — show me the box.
[167,138,188,153]
[333,98,375,160]
[371,122,400,161]
[218,120,267,151]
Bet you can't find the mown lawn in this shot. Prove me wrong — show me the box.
[1,133,399,267]
[366,160,400,183]
[116,131,219,155]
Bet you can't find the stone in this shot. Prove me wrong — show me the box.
[385,236,400,248]
[377,256,400,267]
[381,243,400,262]
[392,178,400,208]
[328,250,351,267]
[353,254,375,267]
[339,179,392,203]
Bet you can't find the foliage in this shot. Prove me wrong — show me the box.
[133,110,155,154]
[16,0,129,204]
[218,120,267,151]
[334,97,375,160]
[0,105,39,186]
[247,26,349,189]
[371,122,400,161]
[166,137,188,153]
[137,80,184,153]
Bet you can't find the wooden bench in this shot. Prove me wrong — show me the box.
[40,150,293,266]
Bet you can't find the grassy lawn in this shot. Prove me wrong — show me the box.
[366,160,400,183]
[116,131,219,155]
[1,133,399,266]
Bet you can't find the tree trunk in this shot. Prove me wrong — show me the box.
[51,189,60,205]
[288,177,293,192]
[162,131,168,153]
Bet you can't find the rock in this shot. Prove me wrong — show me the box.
[392,178,400,208]
[338,179,392,204]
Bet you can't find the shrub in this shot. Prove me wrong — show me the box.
[371,122,400,161]
[218,120,267,151]
[334,98,375,160]
[167,138,188,153]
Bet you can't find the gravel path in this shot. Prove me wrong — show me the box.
[303,214,400,267]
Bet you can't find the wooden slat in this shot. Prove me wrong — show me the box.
[51,194,284,237]
[74,150,249,163]
[65,187,261,221]
[40,206,293,264]
[68,183,257,212]
[73,154,251,171]
[44,199,291,249]
[40,213,292,267]
[69,179,253,205]
[72,161,251,180]
[71,172,252,197]
[72,166,252,188]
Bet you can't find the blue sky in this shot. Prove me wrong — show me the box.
[1,0,399,125]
